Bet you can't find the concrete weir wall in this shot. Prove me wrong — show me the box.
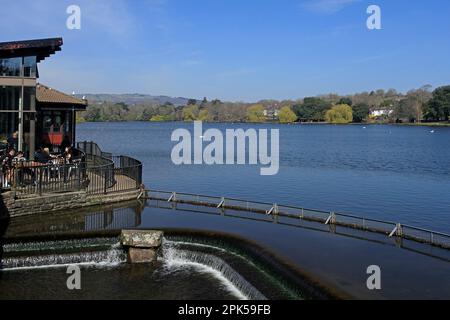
[2,190,142,217]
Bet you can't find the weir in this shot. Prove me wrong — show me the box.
[162,240,267,300]
[1,237,126,270]
[0,232,322,300]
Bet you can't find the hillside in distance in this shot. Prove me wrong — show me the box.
[77,93,190,107]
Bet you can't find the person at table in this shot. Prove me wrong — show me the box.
[60,135,72,154]
[7,132,18,151]
[1,149,16,187]
[35,148,49,163]
[12,151,33,186]
[35,147,53,164]
[12,150,27,165]
[63,147,73,164]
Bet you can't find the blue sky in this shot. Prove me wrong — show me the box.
[1,0,450,102]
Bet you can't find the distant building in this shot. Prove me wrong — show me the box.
[370,109,394,118]
[263,106,279,121]
[0,38,87,157]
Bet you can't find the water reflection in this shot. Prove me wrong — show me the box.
[4,200,145,238]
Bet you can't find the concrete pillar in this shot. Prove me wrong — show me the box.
[120,230,164,264]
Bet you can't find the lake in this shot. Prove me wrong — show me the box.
[78,122,450,233]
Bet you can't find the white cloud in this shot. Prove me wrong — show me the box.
[300,0,361,14]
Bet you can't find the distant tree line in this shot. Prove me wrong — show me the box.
[77,85,450,124]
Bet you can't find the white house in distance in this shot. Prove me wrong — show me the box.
[370,109,394,118]
[263,106,279,120]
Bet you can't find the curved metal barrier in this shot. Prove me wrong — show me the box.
[1,148,87,195]
[77,141,142,195]
[146,189,450,250]
[0,142,142,197]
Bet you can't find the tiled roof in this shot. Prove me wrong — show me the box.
[37,84,87,107]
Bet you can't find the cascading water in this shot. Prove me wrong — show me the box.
[0,235,303,300]
[161,239,267,300]
[1,238,126,270]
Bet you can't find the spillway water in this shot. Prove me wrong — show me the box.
[1,238,126,270]
[0,235,303,299]
[1,245,125,270]
[161,240,266,300]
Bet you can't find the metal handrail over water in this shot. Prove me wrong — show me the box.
[146,189,450,250]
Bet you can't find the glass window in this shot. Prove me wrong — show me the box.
[0,86,21,111]
[0,86,35,111]
[43,112,52,133]
[0,58,22,77]
[54,112,63,132]
[0,112,19,141]
[23,56,37,78]
[23,86,36,111]
[64,111,70,133]
[0,56,36,78]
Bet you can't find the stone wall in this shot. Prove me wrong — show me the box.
[2,189,142,218]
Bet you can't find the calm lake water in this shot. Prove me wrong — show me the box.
[78,122,450,233]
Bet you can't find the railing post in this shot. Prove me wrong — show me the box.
[8,167,17,198]
[38,167,43,196]
[77,163,81,191]
[217,197,225,208]
[325,212,336,225]
[389,223,403,238]
[266,204,278,215]
[168,192,177,202]
[396,223,403,237]
[104,169,108,194]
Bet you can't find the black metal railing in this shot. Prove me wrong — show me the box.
[77,141,113,161]
[2,159,87,195]
[77,141,142,196]
[1,142,142,197]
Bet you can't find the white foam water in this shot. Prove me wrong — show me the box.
[1,243,126,271]
[161,240,267,301]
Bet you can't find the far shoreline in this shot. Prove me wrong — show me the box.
[77,120,450,127]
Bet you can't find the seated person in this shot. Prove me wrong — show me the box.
[2,149,16,168]
[7,132,18,151]
[12,151,27,165]
[35,147,54,163]
[60,135,72,153]
[1,149,16,187]
[34,148,46,163]
[12,151,32,185]
[63,147,73,164]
